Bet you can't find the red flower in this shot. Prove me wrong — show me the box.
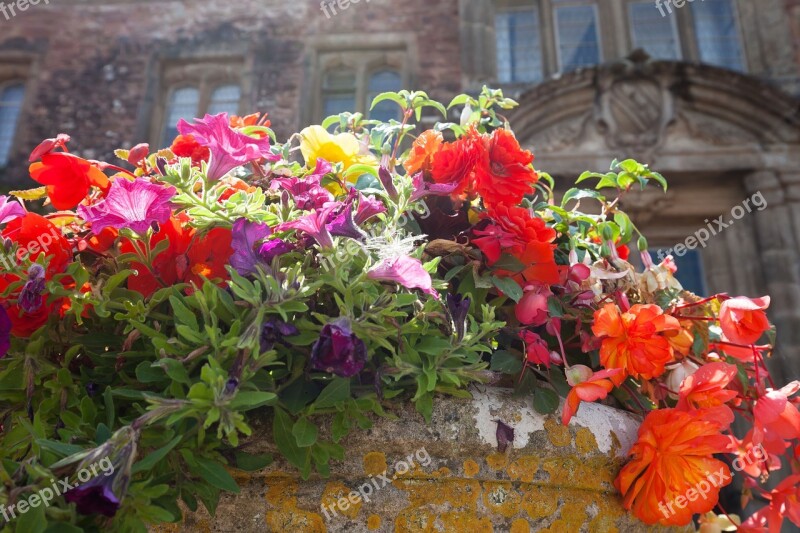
[474,129,538,208]
[719,296,770,345]
[676,362,739,413]
[170,134,210,166]
[120,214,232,297]
[562,366,624,425]
[0,214,72,337]
[472,204,558,285]
[752,382,800,455]
[430,129,483,200]
[519,330,551,367]
[29,153,110,210]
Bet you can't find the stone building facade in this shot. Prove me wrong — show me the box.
[0,0,799,378]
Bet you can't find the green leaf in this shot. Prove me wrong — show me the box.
[131,435,182,474]
[491,254,526,273]
[614,212,633,244]
[15,503,46,533]
[292,417,319,448]
[532,388,560,415]
[273,408,310,473]
[169,296,199,330]
[490,350,523,375]
[561,187,604,207]
[370,92,406,111]
[233,451,273,472]
[491,276,523,303]
[191,456,240,493]
[230,391,278,411]
[36,439,84,457]
[547,297,564,318]
[313,379,351,410]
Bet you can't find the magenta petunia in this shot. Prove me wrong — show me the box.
[277,204,337,249]
[367,255,438,299]
[0,195,25,225]
[178,113,279,181]
[78,177,175,235]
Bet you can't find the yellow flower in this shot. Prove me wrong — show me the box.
[299,125,375,175]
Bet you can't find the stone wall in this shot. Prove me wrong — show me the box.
[151,389,690,532]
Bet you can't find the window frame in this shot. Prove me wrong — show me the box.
[626,0,683,61]
[304,34,416,125]
[689,0,747,72]
[494,2,546,84]
[150,58,246,148]
[0,80,27,168]
[552,1,603,73]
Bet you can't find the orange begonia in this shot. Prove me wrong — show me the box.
[404,129,443,176]
[592,303,681,380]
[615,406,733,526]
[676,362,739,412]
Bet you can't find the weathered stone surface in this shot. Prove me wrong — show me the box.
[153,388,690,532]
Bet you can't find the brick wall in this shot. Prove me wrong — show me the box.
[0,0,462,184]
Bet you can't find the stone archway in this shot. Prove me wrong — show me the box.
[509,51,800,381]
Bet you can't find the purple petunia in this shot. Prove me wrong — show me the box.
[0,305,11,359]
[230,218,292,276]
[277,204,337,249]
[178,113,279,181]
[77,178,175,235]
[310,317,368,377]
[271,159,334,211]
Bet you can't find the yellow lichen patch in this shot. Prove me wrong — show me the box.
[367,514,382,530]
[575,427,599,455]
[519,485,559,520]
[364,452,388,476]
[230,469,253,484]
[485,452,508,471]
[559,500,591,531]
[265,473,298,507]
[510,518,531,533]
[438,511,493,532]
[506,456,539,483]
[481,481,522,518]
[544,417,572,447]
[265,508,326,532]
[264,473,326,532]
[540,518,571,532]
[540,456,612,491]
[393,478,482,510]
[463,459,480,477]
[321,481,362,519]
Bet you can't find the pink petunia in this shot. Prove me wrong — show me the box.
[178,113,279,181]
[367,255,438,299]
[78,178,175,235]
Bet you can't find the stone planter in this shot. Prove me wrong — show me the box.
[156,388,691,532]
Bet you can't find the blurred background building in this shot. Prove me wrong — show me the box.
[0,0,799,380]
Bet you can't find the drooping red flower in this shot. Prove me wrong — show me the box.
[29,153,110,210]
[676,362,739,413]
[474,128,538,208]
[562,366,624,425]
[752,381,800,455]
[472,204,558,285]
[120,214,232,297]
[719,296,771,345]
[1,213,72,278]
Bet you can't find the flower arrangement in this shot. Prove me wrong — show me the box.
[0,87,797,531]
